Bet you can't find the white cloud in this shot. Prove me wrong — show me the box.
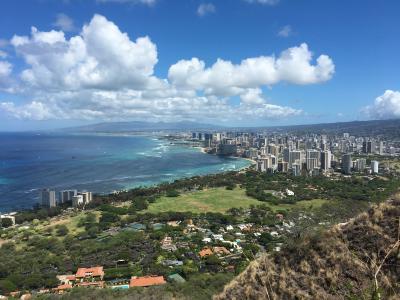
[0,101,53,120]
[0,89,301,122]
[0,60,13,91]
[362,90,400,119]
[168,43,335,96]
[0,50,7,58]
[0,61,12,77]
[244,0,279,5]
[278,25,292,37]
[239,88,302,118]
[11,14,158,91]
[0,14,331,123]
[197,3,216,17]
[53,13,76,32]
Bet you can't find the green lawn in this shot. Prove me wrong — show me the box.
[144,187,329,214]
[268,198,328,212]
[145,187,262,214]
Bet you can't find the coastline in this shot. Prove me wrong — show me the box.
[113,144,253,198]
[0,136,253,213]
[196,146,256,171]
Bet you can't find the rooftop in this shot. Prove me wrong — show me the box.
[75,266,104,278]
[130,276,166,287]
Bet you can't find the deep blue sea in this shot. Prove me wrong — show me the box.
[0,132,250,212]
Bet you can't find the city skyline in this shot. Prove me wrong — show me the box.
[0,0,399,131]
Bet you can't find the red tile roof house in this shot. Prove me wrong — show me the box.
[213,246,230,256]
[57,274,76,285]
[74,266,105,288]
[53,284,73,294]
[199,247,213,258]
[130,276,166,288]
[53,274,76,294]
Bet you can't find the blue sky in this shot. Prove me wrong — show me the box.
[0,0,399,131]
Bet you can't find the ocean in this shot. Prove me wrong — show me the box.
[0,132,251,212]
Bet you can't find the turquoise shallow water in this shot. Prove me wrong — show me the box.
[0,132,251,212]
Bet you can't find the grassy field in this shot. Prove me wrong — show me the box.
[39,210,101,236]
[144,187,328,214]
[145,187,261,214]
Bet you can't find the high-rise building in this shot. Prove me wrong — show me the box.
[78,191,93,204]
[40,189,56,208]
[371,160,379,174]
[267,144,278,156]
[306,150,320,170]
[363,140,375,154]
[257,155,276,172]
[283,148,290,163]
[341,154,352,174]
[72,195,84,208]
[291,163,301,176]
[296,140,301,150]
[289,150,301,168]
[320,142,328,151]
[355,158,367,172]
[320,150,331,171]
[59,190,77,203]
[305,141,313,150]
[306,158,318,171]
[278,161,289,173]
[204,133,213,147]
[379,141,384,155]
[257,160,265,172]
[217,143,237,156]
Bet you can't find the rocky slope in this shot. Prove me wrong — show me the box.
[216,197,400,300]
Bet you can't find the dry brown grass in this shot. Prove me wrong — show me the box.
[215,198,400,300]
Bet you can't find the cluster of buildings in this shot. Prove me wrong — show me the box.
[7,267,168,298]
[190,131,391,176]
[39,189,93,208]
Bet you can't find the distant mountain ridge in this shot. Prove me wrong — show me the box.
[62,121,223,132]
[60,118,400,138]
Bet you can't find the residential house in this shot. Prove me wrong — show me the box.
[75,266,104,288]
[213,246,230,256]
[211,234,224,241]
[226,225,234,231]
[56,274,76,286]
[167,220,181,227]
[130,276,166,288]
[285,189,295,196]
[161,236,177,252]
[53,284,72,294]
[202,237,211,243]
[162,260,183,266]
[199,247,213,258]
[237,223,253,232]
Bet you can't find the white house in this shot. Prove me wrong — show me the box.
[285,189,295,196]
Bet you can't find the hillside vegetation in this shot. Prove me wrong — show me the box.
[216,196,400,300]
